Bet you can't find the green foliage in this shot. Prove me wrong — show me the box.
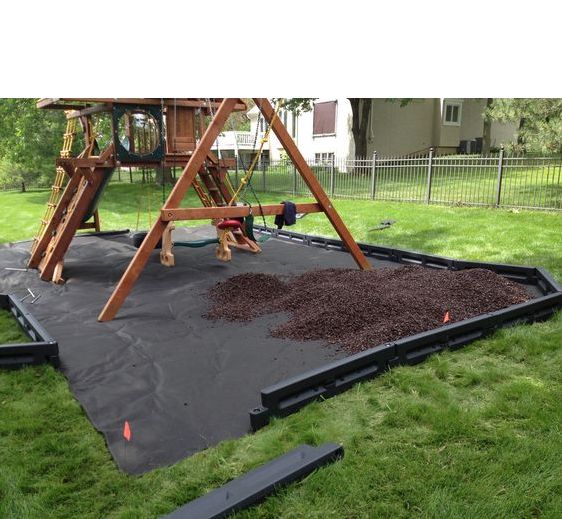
[280,98,316,114]
[487,99,562,154]
[227,98,254,131]
[0,99,66,183]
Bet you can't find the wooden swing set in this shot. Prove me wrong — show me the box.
[28,98,371,322]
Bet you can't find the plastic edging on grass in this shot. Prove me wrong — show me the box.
[249,227,562,431]
[0,294,59,369]
[163,443,344,519]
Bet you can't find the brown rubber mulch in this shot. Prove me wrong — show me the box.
[205,267,531,354]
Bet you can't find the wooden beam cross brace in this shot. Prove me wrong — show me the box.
[97,98,370,322]
[98,99,239,321]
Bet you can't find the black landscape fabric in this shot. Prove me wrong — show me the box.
[0,227,541,474]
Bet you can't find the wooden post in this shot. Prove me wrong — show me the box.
[253,98,371,271]
[98,98,238,322]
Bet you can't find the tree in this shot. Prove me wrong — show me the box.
[486,98,562,154]
[226,98,254,131]
[348,99,371,158]
[0,99,67,188]
[482,98,494,155]
[0,99,67,173]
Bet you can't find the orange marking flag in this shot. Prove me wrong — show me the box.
[123,420,132,442]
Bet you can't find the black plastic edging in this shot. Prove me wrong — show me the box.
[249,227,562,431]
[254,226,553,292]
[163,443,344,519]
[0,294,59,369]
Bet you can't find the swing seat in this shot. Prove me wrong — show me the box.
[174,238,219,248]
[132,231,162,249]
[217,219,242,230]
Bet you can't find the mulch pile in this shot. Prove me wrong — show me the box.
[205,267,530,354]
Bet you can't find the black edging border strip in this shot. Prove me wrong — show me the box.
[249,226,562,431]
[164,443,343,519]
[0,294,59,369]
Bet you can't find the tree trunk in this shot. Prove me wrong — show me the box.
[348,99,372,171]
[482,98,493,155]
[517,117,526,146]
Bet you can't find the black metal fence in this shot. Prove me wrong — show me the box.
[2,150,561,211]
[231,149,562,210]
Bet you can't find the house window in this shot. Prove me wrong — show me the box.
[313,101,337,136]
[443,101,462,126]
[314,152,334,165]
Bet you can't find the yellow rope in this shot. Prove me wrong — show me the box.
[227,100,283,206]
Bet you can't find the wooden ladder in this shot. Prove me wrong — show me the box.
[30,114,76,256]
[28,147,114,283]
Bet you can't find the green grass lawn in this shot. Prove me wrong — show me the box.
[0,185,561,518]
[0,310,28,344]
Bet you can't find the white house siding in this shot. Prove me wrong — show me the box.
[459,99,487,141]
[368,99,436,157]
[246,98,517,160]
[257,98,354,161]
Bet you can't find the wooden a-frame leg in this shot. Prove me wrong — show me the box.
[253,98,371,271]
[93,210,101,232]
[97,98,238,322]
[216,230,232,262]
[160,222,175,267]
[52,261,65,284]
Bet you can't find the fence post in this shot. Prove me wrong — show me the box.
[235,154,239,186]
[330,158,335,197]
[426,147,434,204]
[495,145,505,207]
[292,163,297,196]
[262,158,266,191]
[370,151,377,200]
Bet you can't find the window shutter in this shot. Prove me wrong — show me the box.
[313,101,337,135]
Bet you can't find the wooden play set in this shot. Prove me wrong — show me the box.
[28,98,371,321]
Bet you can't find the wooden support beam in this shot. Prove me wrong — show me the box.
[42,98,247,111]
[253,98,372,271]
[66,103,113,118]
[161,203,322,221]
[36,98,87,110]
[57,158,116,168]
[97,98,239,322]
[28,173,82,268]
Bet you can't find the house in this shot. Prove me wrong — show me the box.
[214,99,518,163]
